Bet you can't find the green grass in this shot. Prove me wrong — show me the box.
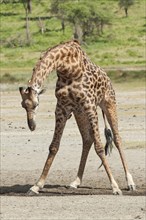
[1,68,145,87]
[0,0,145,83]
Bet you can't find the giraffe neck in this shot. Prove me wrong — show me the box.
[28,40,85,93]
[28,50,57,93]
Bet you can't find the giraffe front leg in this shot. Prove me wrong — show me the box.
[69,112,93,189]
[28,144,60,195]
[69,144,92,188]
[28,104,68,195]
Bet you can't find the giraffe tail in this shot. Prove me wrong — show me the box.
[104,127,114,156]
[98,111,114,169]
[102,110,114,156]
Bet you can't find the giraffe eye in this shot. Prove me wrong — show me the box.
[33,102,39,109]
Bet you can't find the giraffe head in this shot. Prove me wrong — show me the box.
[19,87,45,131]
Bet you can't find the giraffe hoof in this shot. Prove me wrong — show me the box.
[27,185,39,195]
[69,183,78,189]
[69,177,81,189]
[113,189,122,195]
[27,189,39,196]
[128,184,136,191]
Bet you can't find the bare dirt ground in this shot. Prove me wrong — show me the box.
[0,82,146,220]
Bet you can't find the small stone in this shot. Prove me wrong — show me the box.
[135,215,141,219]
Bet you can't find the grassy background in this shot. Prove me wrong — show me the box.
[0,0,145,84]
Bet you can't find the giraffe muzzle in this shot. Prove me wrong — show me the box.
[27,111,36,131]
[27,118,36,131]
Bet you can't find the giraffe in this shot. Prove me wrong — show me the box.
[19,40,136,195]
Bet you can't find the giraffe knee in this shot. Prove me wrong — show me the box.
[49,145,58,155]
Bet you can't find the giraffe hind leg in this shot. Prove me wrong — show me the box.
[101,100,136,191]
[84,107,122,195]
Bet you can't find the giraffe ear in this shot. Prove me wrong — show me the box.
[27,87,32,94]
[19,87,25,95]
[39,88,46,95]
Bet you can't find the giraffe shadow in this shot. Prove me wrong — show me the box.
[0,184,111,196]
[0,184,145,196]
[0,184,72,195]
[0,184,31,195]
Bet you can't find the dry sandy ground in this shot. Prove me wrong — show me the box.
[0,82,145,220]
